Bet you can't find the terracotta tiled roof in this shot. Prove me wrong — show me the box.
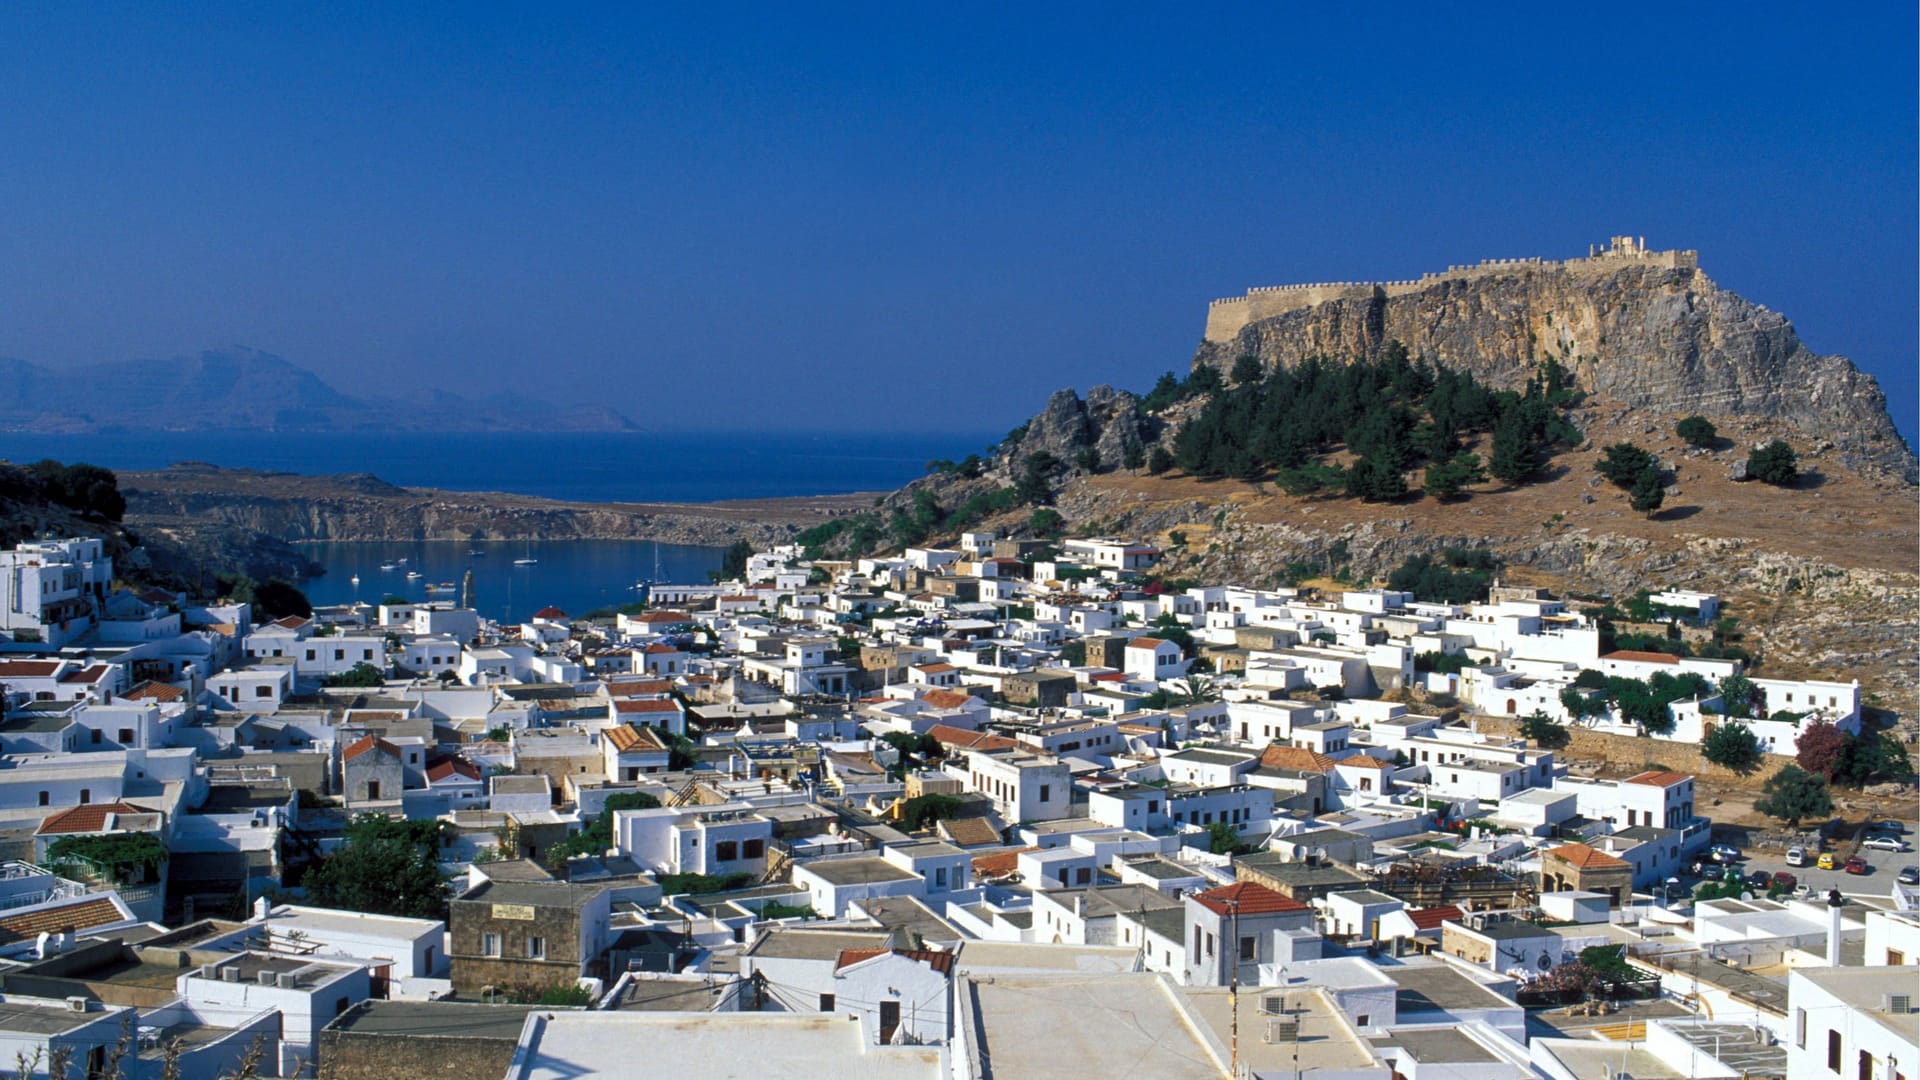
[912,663,955,674]
[0,896,128,943]
[272,616,310,629]
[1601,649,1681,665]
[632,611,690,623]
[1192,882,1308,917]
[58,666,111,684]
[607,678,673,696]
[342,734,402,762]
[1546,842,1632,870]
[1625,769,1690,788]
[642,643,684,654]
[1406,904,1463,931]
[35,802,156,836]
[937,817,1003,847]
[926,725,1016,753]
[1127,637,1168,650]
[919,689,975,710]
[0,661,63,678]
[835,948,955,975]
[1259,745,1337,773]
[604,725,666,753]
[1337,756,1393,771]
[123,681,186,703]
[972,847,1040,877]
[532,607,570,621]
[426,758,483,783]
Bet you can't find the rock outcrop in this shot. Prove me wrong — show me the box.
[1197,256,1914,480]
[1002,385,1154,472]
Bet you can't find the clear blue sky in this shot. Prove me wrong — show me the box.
[0,5,1913,439]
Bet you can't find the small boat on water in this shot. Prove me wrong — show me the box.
[406,571,422,579]
[513,558,538,565]
[378,562,397,572]
[350,575,360,586]
[427,581,456,591]
[469,549,486,557]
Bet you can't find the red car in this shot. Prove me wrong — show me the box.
[1844,856,1870,875]
[1771,871,1798,890]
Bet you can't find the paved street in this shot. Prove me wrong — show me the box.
[1700,830,1914,899]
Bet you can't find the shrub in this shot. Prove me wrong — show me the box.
[1676,416,1717,447]
[1747,440,1798,485]
[1596,443,1658,487]
[1702,722,1763,773]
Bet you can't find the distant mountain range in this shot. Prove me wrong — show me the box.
[0,347,641,433]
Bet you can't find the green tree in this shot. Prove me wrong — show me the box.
[548,790,662,866]
[1746,440,1798,486]
[1754,764,1832,827]
[250,579,313,620]
[1122,443,1146,472]
[1028,508,1065,537]
[324,662,387,688]
[712,540,754,582]
[1059,640,1086,666]
[1716,673,1759,719]
[1596,443,1657,487]
[1487,410,1540,483]
[1675,415,1718,447]
[1073,447,1102,473]
[1147,446,1174,474]
[305,817,453,920]
[1422,453,1486,501]
[1185,364,1224,397]
[1206,820,1252,855]
[1230,354,1265,385]
[30,460,127,521]
[1517,709,1569,749]
[1702,722,1764,773]
[1628,466,1665,517]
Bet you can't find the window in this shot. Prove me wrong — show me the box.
[1239,936,1255,961]
[336,996,350,1016]
[715,841,738,861]
[1193,925,1202,962]
[255,685,272,698]
[37,791,48,806]
[742,839,764,858]
[934,867,947,887]
[482,933,501,957]
[362,650,373,660]
[1890,949,1906,965]
[526,936,546,959]
[118,728,134,744]
[78,789,90,805]
[1038,784,1051,802]
[90,728,101,744]
[306,650,316,661]
[818,993,835,1012]
[334,649,345,661]
[1356,1014,1369,1026]
[1828,1029,1842,1072]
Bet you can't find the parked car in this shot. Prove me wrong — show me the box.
[1874,820,1907,835]
[1844,856,1870,875]
[1817,852,1838,870]
[1771,871,1797,890]
[1746,870,1772,890]
[1785,846,1809,867]
[1862,836,1911,852]
[1663,877,1689,902]
[1899,866,1920,886]
[1710,844,1742,863]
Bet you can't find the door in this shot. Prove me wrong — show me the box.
[879,1000,900,1044]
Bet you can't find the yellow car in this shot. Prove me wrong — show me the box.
[1816,852,1837,870]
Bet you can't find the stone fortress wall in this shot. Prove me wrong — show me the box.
[1202,236,1700,343]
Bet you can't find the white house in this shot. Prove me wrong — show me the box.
[1123,637,1186,681]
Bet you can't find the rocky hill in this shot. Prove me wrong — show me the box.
[1198,240,1913,480]
[0,347,642,433]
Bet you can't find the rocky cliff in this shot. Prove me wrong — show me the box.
[1001,385,1155,473]
[1195,255,1914,479]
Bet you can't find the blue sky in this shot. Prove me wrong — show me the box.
[0,5,1912,439]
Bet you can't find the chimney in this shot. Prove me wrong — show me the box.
[1826,889,1845,965]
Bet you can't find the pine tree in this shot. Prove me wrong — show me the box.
[1487,411,1539,483]
[1628,466,1665,517]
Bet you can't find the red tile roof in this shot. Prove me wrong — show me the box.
[1259,745,1337,773]
[1625,769,1690,788]
[342,734,402,762]
[919,689,975,710]
[926,725,1016,753]
[272,616,310,629]
[1128,637,1169,650]
[0,661,63,678]
[642,643,685,654]
[1406,905,1463,931]
[58,665,111,684]
[0,896,128,943]
[835,948,955,975]
[426,758,483,783]
[532,607,570,621]
[1601,649,1682,665]
[1337,756,1393,771]
[972,847,1040,877]
[607,678,673,696]
[1192,882,1308,917]
[912,663,955,674]
[35,802,157,836]
[604,725,666,753]
[1546,842,1632,870]
[123,681,186,703]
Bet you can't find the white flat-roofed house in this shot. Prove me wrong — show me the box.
[292,634,388,679]
[208,662,296,712]
[1648,589,1721,625]
[880,840,970,897]
[239,900,447,980]
[965,751,1071,823]
[1784,967,1918,1080]
[0,537,111,647]
[615,803,771,878]
[790,856,928,917]
[182,951,372,1076]
[1159,746,1259,789]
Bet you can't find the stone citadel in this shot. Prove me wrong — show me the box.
[1203,236,1699,343]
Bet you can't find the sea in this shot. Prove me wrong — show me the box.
[0,429,999,624]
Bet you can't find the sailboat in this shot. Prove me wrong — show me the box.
[513,540,538,566]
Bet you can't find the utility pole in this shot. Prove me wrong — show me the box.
[1228,895,1240,1078]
